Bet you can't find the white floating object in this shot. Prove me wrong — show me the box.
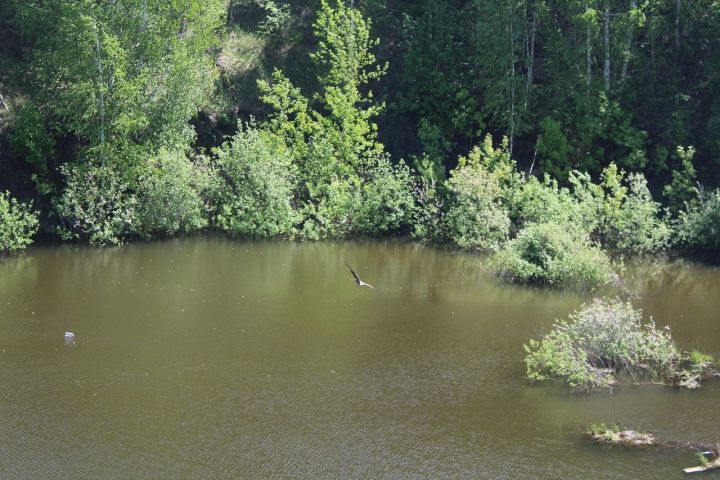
[64,332,76,344]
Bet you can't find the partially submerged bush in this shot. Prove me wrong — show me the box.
[507,175,578,231]
[675,189,720,254]
[55,164,137,246]
[411,177,445,242]
[444,155,510,251]
[570,164,670,255]
[299,178,360,240]
[0,191,39,253]
[495,222,614,288]
[588,424,656,447]
[524,298,698,391]
[135,149,208,238]
[212,126,299,238]
[603,173,670,255]
[356,156,415,235]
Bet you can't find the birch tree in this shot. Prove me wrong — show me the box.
[12,0,224,169]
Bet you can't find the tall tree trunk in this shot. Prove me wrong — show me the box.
[650,11,655,67]
[0,90,10,113]
[508,0,516,157]
[139,0,148,69]
[523,0,529,66]
[524,5,536,110]
[620,0,636,82]
[675,0,681,47]
[585,0,592,90]
[603,0,610,94]
[92,15,106,170]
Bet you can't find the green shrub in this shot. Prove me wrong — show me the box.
[507,175,578,231]
[525,298,679,390]
[8,103,54,195]
[411,177,445,242]
[213,126,299,237]
[55,164,138,245]
[688,350,714,368]
[675,189,720,253]
[356,155,415,235]
[444,155,510,251]
[570,164,670,255]
[299,178,360,240]
[258,0,292,39]
[663,146,698,215]
[495,222,614,288]
[589,423,621,440]
[135,149,208,238]
[599,172,670,255]
[0,191,39,253]
[537,117,572,180]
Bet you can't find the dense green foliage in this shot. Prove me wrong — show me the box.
[0,0,717,265]
[495,222,614,287]
[355,156,415,235]
[570,164,671,255]
[0,191,39,253]
[9,0,223,155]
[212,125,298,237]
[525,298,683,390]
[444,158,510,252]
[135,149,209,239]
[676,189,720,253]
[55,163,137,245]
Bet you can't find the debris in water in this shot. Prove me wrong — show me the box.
[684,447,720,474]
[588,424,657,447]
[64,332,76,344]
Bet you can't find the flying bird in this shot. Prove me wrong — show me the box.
[346,264,375,289]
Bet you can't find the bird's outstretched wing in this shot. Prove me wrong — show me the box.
[346,264,375,289]
[346,264,361,284]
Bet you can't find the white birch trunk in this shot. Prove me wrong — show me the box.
[524,6,536,110]
[508,0,516,157]
[0,90,10,113]
[621,0,637,82]
[93,15,106,169]
[603,0,610,94]
[585,0,592,89]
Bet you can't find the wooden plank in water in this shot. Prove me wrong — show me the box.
[684,463,720,474]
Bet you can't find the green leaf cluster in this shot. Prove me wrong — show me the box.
[496,222,614,288]
[211,125,299,238]
[0,191,39,254]
[525,298,680,390]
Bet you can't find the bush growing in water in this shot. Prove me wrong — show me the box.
[135,149,208,239]
[506,175,578,231]
[212,126,299,238]
[524,298,703,391]
[55,164,138,246]
[441,145,670,261]
[444,150,510,251]
[299,177,360,240]
[570,164,670,255]
[356,155,416,235]
[675,189,720,253]
[0,191,39,253]
[603,173,670,255]
[495,222,614,288]
[411,177,445,243]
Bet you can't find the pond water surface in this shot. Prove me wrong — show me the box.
[1,238,719,479]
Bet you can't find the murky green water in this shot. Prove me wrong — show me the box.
[1,238,718,479]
